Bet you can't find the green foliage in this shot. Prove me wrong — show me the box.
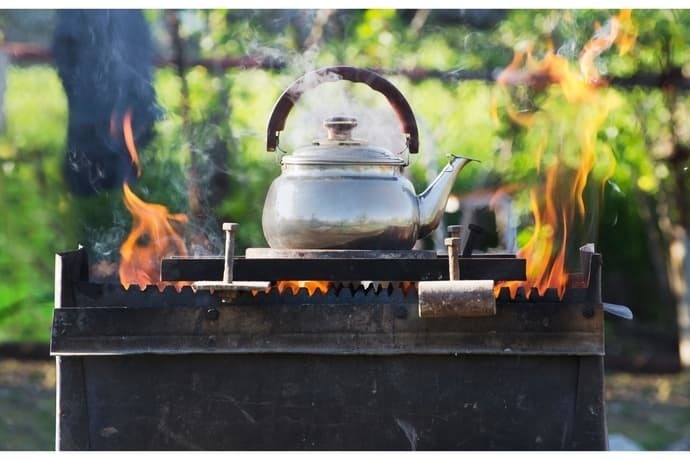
[0,66,71,342]
[1,9,689,343]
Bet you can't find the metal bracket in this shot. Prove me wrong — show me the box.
[418,234,496,318]
[192,223,270,301]
[603,302,633,320]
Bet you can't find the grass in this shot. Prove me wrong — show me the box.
[0,359,55,450]
[606,370,690,450]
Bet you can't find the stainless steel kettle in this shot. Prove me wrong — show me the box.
[262,65,475,250]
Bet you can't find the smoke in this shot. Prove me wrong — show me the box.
[199,11,427,196]
[279,76,409,159]
[184,123,229,257]
[53,10,159,196]
[83,197,131,283]
[72,10,456,273]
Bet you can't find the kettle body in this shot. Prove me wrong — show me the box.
[263,161,420,250]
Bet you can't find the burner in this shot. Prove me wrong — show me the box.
[50,221,628,450]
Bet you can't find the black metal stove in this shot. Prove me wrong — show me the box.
[51,224,611,450]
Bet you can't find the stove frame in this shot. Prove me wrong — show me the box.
[51,246,607,450]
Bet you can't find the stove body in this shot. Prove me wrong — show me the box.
[51,248,606,450]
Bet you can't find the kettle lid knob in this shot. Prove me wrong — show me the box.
[324,116,357,141]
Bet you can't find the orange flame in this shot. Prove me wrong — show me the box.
[253,281,416,297]
[122,109,142,177]
[273,280,331,296]
[580,10,638,85]
[495,11,635,299]
[117,109,189,290]
[119,184,189,289]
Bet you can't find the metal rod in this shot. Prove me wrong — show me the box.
[447,225,463,239]
[447,225,463,258]
[445,237,461,281]
[222,223,238,283]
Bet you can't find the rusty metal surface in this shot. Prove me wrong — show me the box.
[51,295,604,356]
[572,356,607,450]
[418,280,497,318]
[161,256,527,282]
[59,353,605,450]
[70,280,590,309]
[52,249,602,356]
[54,248,89,309]
[52,249,607,450]
[417,237,497,318]
[55,356,90,450]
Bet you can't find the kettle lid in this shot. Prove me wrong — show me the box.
[281,116,407,166]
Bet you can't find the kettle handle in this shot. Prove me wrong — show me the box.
[266,65,419,153]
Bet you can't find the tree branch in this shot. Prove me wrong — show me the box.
[4,40,690,90]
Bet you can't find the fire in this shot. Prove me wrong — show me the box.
[258,281,416,296]
[494,11,636,299]
[119,183,189,289]
[117,110,189,290]
[273,281,331,296]
[122,109,142,177]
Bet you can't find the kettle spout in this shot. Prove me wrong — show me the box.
[417,154,478,239]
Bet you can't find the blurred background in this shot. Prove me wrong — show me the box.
[1,8,690,450]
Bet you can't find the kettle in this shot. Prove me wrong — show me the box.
[262,65,475,250]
